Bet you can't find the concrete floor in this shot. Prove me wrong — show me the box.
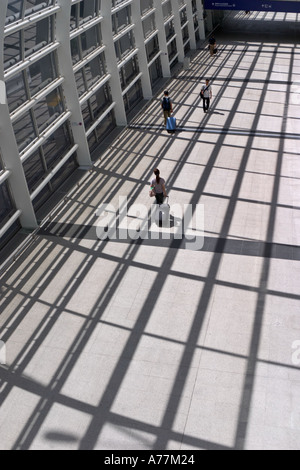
[0,11,300,450]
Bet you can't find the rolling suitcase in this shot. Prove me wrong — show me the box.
[155,198,170,227]
[166,116,176,134]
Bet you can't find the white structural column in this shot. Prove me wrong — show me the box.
[131,1,152,100]
[0,0,37,230]
[170,0,185,63]
[196,0,206,39]
[185,0,197,49]
[102,2,127,126]
[56,0,92,169]
[153,0,171,77]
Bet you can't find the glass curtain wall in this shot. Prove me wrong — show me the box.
[0,0,206,248]
[4,0,77,213]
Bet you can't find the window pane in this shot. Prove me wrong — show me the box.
[4,17,53,71]
[0,181,15,224]
[32,184,51,211]
[146,36,160,63]
[168,38,177,61]
[149,58,162,86]
[82,83,113,130]
[70,3,78,30]
[88,112,116,153]
[81,27,101,57]
[23,149,46,192]
[4,32,22,70]
[115,31,135,62]
[75,70,87,97]
[0,220,21,250]
[165,21,175,41]
[24,18,52,58]
[87,131,97,152]
[6,72,28,113]
[124,79,142,112]
[81,102,92,129]
[120,56,139,91]
[143,14,156,40]
[71,37,80,64]
[141,0,154,16]
[28,52,57,98]
[6,1,23,24]
[84,53,107,88]
[50,156,77,193]
[25,0,54,16]
[180,8,187,26]
[90,85,112,118]
[163,2,172,20]
[6,1,55,24]
[94,112,115,142]
[32,156,77,211]
[112,7,131,35]
[13,112,37,152]
[42,123,72,168]
[33,88,65,134]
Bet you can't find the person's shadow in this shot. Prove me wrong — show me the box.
[210,110,225,115]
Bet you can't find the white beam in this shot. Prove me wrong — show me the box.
[186,0,197,49]
[153,0,171,77]
[170,0,185,62]
[101,1,127,126]
[56,0,93,169]
[131,0,153,100]
[30,145,78,201]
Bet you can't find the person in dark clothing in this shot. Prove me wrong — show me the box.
[161,91,173,126]
[209,36,216,56]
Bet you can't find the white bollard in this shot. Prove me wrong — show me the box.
[0,341,6,365]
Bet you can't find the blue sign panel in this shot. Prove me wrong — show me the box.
[204,0,300,12]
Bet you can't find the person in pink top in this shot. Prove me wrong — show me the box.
[151,168,167,205]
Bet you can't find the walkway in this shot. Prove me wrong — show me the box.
[0,11,300,450]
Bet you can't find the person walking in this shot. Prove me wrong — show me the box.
[200,79,212,114]
[161,91,173,126]
[150,168,167,205]
[209,36,216,56]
